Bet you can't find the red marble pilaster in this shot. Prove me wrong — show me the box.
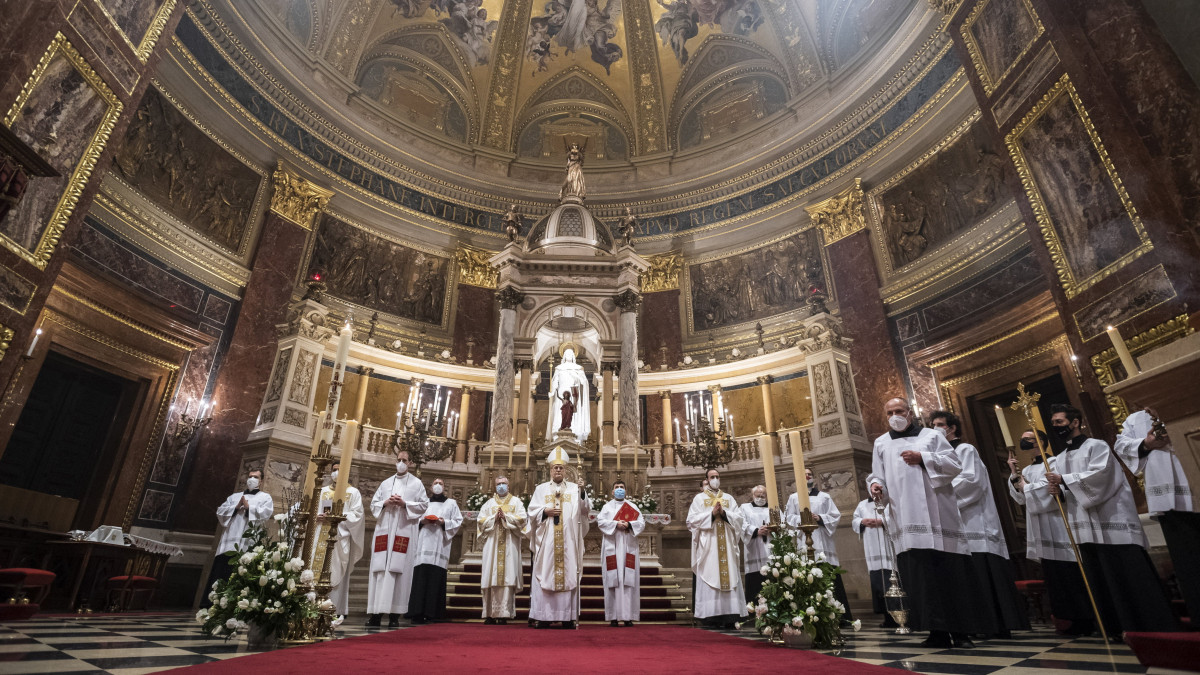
[451,285,497,364]
[825,229,905,438]
[640,290,682,368]
[174,214,310,532]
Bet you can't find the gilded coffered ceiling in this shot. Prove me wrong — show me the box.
[252,0,919,162]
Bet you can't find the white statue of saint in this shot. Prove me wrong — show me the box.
[545,348,591,441]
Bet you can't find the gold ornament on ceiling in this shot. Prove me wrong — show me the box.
[642,251,682,292]
[269,163,334,230]
[806,179,865,245]
[455,245,499,288]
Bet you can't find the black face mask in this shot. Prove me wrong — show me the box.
[1053,425,1074,440]
[1019,438,1036,451]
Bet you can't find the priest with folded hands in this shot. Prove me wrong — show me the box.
[528,447,590,629]
[598,480,645,626]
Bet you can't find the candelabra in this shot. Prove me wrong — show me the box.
[389,407,455,472]
[677,415,733,470]
[171,405,213,450]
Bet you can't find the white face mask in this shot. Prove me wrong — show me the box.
[707,477,720,490]
[246,477,260,491]
[330,470,338,483]
[496,484,508,495]
[936,426,950,439]
[432,484,444,495]
[888,415,909,432]
[753,497,766,507]
[396,461,408,474]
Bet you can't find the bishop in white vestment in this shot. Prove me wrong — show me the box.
[528,448,589,627]
[478,476,529,623]
[1045,405,1176,634]
[852,486,896,627]
[785,468,852,622]
[408,478,463,623]
[1007,430,1093,635]
[597,481,644,625]
[869,398,984,648]
[931,411,1027,636]
[314,462,365,616]
[366,453,429,627]
[207,469,274,598]
[738,485,773,604]
[1115,409,1200,621]
[687,468,746,627]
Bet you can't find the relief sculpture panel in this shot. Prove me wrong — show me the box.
[688,229,824,331]
[308,215,450,326]
[836,360,858,415]
[812,362,838,417]
[265,347,293,403]
[877,122,1013,268]
[288,349,317,406]
[111,89,260,252]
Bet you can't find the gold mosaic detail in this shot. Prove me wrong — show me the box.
[641,252,682,293]
[269,162,334,229]
[479,0,533,150]
[456,245,499,289]
[806,179,865,244]
[623,0,667,153]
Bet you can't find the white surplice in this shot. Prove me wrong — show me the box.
[687,489,747,619]
[415,498,463,569]
[784,491,840,565]
[313,485,365,615]
[597,498,644,621]
[1008,458,1075,562]
[738,503,773,574]
[527,480,590,621]
[851,499,892,572]
[1052,437,1146,548]
[868,427,968,555]
[367,472,429,614]
[215,490,275,555]
[1114,410,1193,513]
[477,494,529,618]
[951,442,1008,558]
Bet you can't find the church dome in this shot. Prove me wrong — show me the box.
[525,197,615,256]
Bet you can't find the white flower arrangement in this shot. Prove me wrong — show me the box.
[752,525,850,649]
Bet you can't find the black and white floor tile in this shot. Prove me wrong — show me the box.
[0,614,1146,674]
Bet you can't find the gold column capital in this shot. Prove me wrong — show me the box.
[642,252,682,292]
[659,390,672,399]
[269,162,333,230]
[805,178,865,245]
[461,384,474,394]
[757,375,774,386]
[707,384,723,394]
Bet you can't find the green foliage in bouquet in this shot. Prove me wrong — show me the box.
[749,526,859,649]
[195,518,321,642]
[465,484,490,511]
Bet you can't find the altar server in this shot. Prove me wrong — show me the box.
[597,480,645,626]
[930,411,1027,637]
[852,484,897,628]
[785,468,853,624]
[528,448,590,629]
[366,451,429,628]
[1008,430,1093,635]
[408,477,462,624]
[1044,404,1176,635]
[478,475,529,624]
[207,469,274,597]
[688,468,747,628]
[739,485,773,604]
[869,397,985,648]
[315,461,365,616]
[1114,409,1200,622]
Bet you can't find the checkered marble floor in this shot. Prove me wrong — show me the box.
[0,614,1147,674]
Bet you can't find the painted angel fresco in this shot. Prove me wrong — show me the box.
[655,0,763,65]
[526,0,623,75]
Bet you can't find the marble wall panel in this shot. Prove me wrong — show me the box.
[308,214,450,326]
[1072,264,1175,342]
[773,376,812,429]
[0,264,35,314]
[878,121,1014,268]
[111,89,259,252]
[965,0,1042,92]
[202,294,232,324]
[688,229,824,331]
[640,290,682,368]
[99,0,171,51]
[919,250,1044,334]
[148,339,218,486]
[451,284,497,363]
[73,219,205,312]
[644,394,664,445]
[136,489,173,523]
[361,376,412,431]
[722,385,763,437]
[467,389,491,443]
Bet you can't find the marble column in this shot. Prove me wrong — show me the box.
[601,363,616,448]
[758,375,776,433]
[489,286,523,447]
[352,367,372,424]
[515,362,531,445]
[660,391,675,468]
[757,374,779,484]
[454,385,473,465]
[614,290,642,448]
[177,164,333,531]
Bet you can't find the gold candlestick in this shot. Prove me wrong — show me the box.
[797,507,817,557]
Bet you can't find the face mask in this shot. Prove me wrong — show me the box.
[432,484,444,495]
[246,477,260,491]
[1019,438,1035,451]
[396,461,408,474]
[753,497,766,507]
[330,470,338,483]
[614,488,626,500]
[936,426,950,438]
[496,484,508,496]
[807,479,814,489]
[1053,425,1073,440]
[707,478,720,490]
[888,415,909,432]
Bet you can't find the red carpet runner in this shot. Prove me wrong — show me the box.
[168,623,891,674]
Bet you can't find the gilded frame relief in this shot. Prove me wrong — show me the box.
[960,0,1045,96]
[93,0,180,63]
[1090,315,1192,430]
[2,33,124,269]
[1005,75,1152,299]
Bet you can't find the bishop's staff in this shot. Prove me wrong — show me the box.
[1008,382,1110,646]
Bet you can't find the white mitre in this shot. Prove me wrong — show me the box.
[547,447,571,465]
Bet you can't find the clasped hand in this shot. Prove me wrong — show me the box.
[387,494,406,507]
[1046,472,1063,496]
[900,450,923,466]
[545,506,562,517]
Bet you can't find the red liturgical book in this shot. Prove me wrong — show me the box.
[615,503,638,522]
[424,514,440,521]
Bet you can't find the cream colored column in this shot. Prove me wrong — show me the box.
[454,386,474,464]
[758,375,775,433]
[351,367,372,450]
[602,363,616,447]
[660,391,674,468]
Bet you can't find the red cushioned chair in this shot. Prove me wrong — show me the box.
[1014,579,1047,624]
[104,575,158,612]
[1125,632,1200,673]
[0,568,56,620]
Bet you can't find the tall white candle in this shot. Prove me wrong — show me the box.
[1106,325,1139,377]
[674,417,681,444]
[25,328,41,357]
[994,405,1014,448]
[334,323,351,376]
